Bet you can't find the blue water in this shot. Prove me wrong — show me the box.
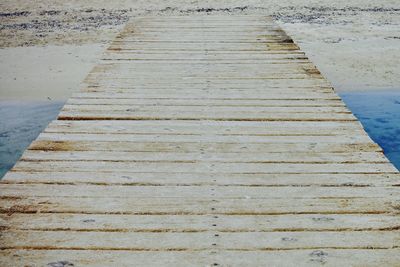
[0,101,64,178]
[340,90,400,170]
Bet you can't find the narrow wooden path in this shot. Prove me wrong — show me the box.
[1,15,399,266]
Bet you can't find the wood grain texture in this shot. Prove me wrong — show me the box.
[1,15,399,266]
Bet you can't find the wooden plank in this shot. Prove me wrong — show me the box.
[13,161,397,173]
[58,111,356,121]
[19,151,389,164]
[82,79,332,88]
[107,45,303,52]
[1,184,398,200]
[1,196,397,215]
[62,105,349,113]
[70,92,339,100]
[88,62,317,71]
[1,249,399,267]
[66,98,346,107]
[44,120,362,135]
[2,213,399,232]
[3,172,399,187]
[35,133,372,143]
[101,53,310,60]
[104,50,306,55]
[1,230,399,250]
[80,87,333,93]
[28,140,383,153]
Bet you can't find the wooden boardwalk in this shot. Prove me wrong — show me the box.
[1,15,400,266]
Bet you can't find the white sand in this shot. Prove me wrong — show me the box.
[0,44,105,100]
[282,24,400,91]
[0,0,399,100]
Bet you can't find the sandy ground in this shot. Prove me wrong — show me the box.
[0,0,399,99]
[0,44,105,100]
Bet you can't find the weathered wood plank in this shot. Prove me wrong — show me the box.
[28,140,382,153]
[70,91,340,100]
[13,161,397,173]
[19,150,389,164]
[35,133,372,143]
[3,172,399,187]
[2,213,399,232]
[1,184,398,199]
[62,105,349,113]
[101,53,311,60]
[45,120,362,135]
[1,230,399,250]
[82,77,332,87]
[66,98,346,107]
[58,111,356,121]
[1,249,399,267]
[88,62,316,72]
[1,196,398,215]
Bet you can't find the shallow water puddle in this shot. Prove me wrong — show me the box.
[0,100,63,178]
[340,90,400,170]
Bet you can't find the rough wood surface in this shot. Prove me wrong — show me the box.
[1,15,399,266]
